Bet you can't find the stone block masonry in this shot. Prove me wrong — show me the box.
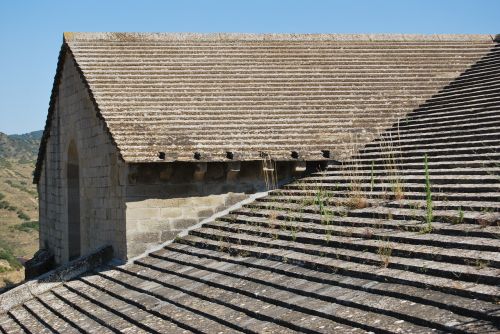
[38,53,127,264]
[124,161,297,257]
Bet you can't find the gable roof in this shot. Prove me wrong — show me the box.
[8,37,500,332]
[34,33,497,183]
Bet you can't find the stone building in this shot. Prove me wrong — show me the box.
[1,32,498,332]
[35,33,320,263]
[34,32,495,265]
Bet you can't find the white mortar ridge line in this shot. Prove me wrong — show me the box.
[126,191,270,264]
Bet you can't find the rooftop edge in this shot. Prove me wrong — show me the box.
[63,32,500,43]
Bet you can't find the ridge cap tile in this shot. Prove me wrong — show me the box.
[63,31,496,42]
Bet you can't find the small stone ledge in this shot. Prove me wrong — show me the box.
[0,245,113,313]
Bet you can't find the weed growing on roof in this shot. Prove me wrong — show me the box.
[320,205,334,226]
[290,225,298,241]
[346,195,368,210]
[363,228,374,239]
[475,259,490,270]
[268,210,279,220]
[313,182,333,218]
[301,179,335,244]
[477,214,499,228]
[377,243,392,268]
[217,235,228,252]
[392,181,405,201]
[345,165,368,209]
[322,209,334,244]
[408,201,421,222]
[319,194,336,244]
[480,207,494,214]
[387,210,393,221]
[338,133,370,210]
[238,249,250,257]
[325,227,332,244]
[455,207,465,224]
[272,222,280,240]
[315,187,326,215]
[379,126,405,202]
[300,194,315,208]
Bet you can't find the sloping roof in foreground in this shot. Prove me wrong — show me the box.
[34,33,497,182]
[5,38,500,333]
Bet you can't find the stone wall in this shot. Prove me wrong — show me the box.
[125,161,297,257]
[38,52,127,264]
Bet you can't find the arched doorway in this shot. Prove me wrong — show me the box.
[67,141,80,260]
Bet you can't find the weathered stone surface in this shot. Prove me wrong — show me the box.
[24,248,54,279]
[36,53,127,264]
[12,33,499,333]
[125,166,261,258]
[159,207,183,219]
[160,230,179,243]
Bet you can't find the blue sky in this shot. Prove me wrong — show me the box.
[0,0,499,134]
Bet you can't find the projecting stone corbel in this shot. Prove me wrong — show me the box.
[294,161,307,174]
[290,150,306,174]
[193,162,207,181]
[226,161,241,182]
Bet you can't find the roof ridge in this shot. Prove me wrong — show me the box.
[63,32,497,42]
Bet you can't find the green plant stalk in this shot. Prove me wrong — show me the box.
[315,190,323,214]
[424,154,433,230]
[456,207,464,224]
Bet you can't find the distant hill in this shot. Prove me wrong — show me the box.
[0,130,42,290]
[0,130,42,162]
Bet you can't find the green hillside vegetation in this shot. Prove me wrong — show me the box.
[0,130,42,161]
[0,130,41,290]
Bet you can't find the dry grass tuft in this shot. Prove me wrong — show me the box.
[377,243,393,268]
[345,196,369,210]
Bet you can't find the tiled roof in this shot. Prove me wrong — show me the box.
[8,37,500,333]
[34,33,497,182]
